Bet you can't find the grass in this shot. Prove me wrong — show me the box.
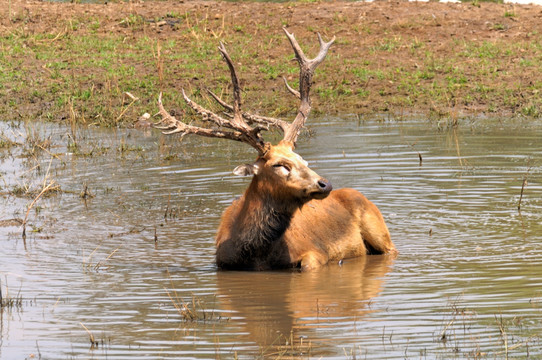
[0,1,541,127]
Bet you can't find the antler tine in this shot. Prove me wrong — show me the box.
[152,41,272,155]
[313,33,336,69]
[207,89,290,133]
[154,93,268,155]
[206,89,233,112]
[283,76,301,100]
[180,89,229,128]
[282,28,335,145]
[283,29,335,72]
[217,42,250,130]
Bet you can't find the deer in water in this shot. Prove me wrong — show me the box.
[154,29,396,271]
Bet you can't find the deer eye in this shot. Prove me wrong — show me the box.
[273,163,291,175]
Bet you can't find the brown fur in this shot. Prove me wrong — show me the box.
[216,141,396,271]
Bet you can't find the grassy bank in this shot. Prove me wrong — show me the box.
[1,0,541,127]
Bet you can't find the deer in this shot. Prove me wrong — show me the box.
[154,28,396,271]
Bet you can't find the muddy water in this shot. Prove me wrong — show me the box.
[1,117,541,359]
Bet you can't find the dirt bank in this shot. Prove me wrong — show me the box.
[1,0,541,125]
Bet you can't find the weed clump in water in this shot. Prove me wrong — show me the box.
[0,278,23,310]
[164,269,227,323]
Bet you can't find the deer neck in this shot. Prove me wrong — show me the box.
[234,176,300,252]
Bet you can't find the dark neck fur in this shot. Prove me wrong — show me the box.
[234,179,301,257]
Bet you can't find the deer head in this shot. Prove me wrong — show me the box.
[154,28,335,204]
[234,139,333,204]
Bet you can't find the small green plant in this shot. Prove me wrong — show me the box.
[522,104,539,117]
[504,10,516,18]
[119,14,145,28]
[371,37,402,52]
[417,70,435,80]
[89,20,100,32]
[166,11,182,18]
[357,88,369,98]
[117,142,144,156]
[410,38,424,51]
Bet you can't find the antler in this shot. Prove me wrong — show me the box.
[154,42,276,155]
[206,90,289,132]
[154,29,334,153]
[282,28,335,145]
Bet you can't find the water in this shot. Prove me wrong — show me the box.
[1,117,541,359]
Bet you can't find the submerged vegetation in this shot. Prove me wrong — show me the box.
[0,0,541,128]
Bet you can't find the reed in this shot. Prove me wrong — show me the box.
[518,164,532,212]
[259,330,312,359]
[20,157,59,240]
[0,278,23,310]
[80,322,100,348]
[164,269,224,323]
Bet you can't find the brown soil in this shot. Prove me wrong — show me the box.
[2,0,542,122]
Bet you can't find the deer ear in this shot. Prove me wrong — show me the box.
[233,163,260,176]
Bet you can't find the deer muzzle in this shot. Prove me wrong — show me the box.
[310,178,333,199]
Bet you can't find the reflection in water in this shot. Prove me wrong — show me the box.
[1,118,542,359]
[216,255,393,353]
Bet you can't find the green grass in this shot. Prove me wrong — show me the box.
[0,2,541,127]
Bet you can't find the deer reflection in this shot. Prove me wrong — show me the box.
[215,255,394,352]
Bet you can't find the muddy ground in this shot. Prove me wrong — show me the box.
[1,0,542,124]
